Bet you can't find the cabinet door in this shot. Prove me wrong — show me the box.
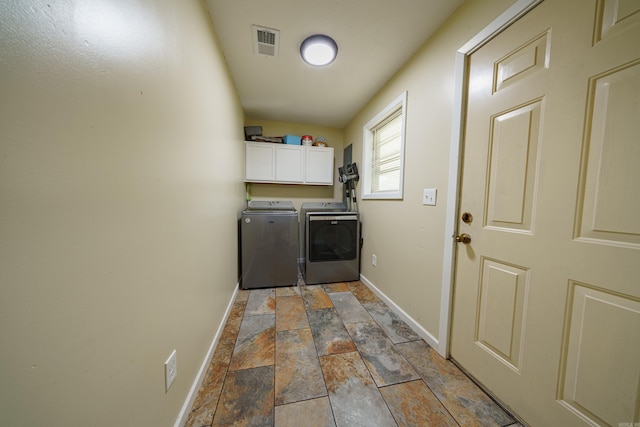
[305,146,334,184]
[245,142,275,181]
[275,145,304,183]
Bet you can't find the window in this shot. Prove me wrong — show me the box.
[362,91,407,199]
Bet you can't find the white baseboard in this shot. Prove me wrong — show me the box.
[359,275,439,350]
[174,282,240,427]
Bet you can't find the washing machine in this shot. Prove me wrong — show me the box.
[241,201,299,289]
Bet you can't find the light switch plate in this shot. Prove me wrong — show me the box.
[423,188,437,206]
[165,350,177,392]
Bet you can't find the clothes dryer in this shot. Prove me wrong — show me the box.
[300,202,360,285]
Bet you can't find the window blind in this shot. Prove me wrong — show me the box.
[372,107,402,193]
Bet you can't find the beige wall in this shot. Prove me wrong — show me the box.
[344,0,516,343]
[243,118,345,207]
[0,1,245,425]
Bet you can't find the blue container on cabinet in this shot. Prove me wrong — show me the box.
[283,135,301,145]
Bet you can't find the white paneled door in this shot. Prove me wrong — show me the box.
[450,0,640,426]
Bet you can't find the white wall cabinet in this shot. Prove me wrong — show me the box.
[245,141,333,185]
[305,146,334,184]
[245,142,276,181]
[275,145,304,183]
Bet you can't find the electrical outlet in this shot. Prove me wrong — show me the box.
[372,254,377,267]
[164,350,177,392]
[423,188,437,206]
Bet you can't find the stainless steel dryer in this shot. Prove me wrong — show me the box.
[299,201,347,258]
[241,201,299,289]
[300,202,360,285]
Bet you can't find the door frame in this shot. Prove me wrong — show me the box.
[438,0,544,358]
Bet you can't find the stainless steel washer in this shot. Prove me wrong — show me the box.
[241,201,299,289]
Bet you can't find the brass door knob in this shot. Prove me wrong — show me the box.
[455,233,471,244]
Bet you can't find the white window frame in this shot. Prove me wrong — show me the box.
[361,91,407,200]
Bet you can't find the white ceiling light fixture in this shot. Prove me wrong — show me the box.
[300,34,338,67]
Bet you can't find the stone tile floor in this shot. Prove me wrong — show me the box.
[185,280,522,427]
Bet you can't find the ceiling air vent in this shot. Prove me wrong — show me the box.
[252,25,279,57]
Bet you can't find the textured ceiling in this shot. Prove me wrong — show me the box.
[205,0,464,128]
